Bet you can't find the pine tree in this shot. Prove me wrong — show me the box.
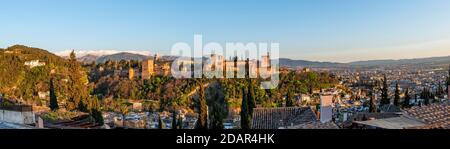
[89,96,103,125]
[393,82,400,106]
[196,79,208,129]
[380,75,390,106]
[49,78,59,111]
[240,87,251,129]
[67,50,88,111]
[403,88,411,108]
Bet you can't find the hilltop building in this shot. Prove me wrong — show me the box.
[131,52,274,79]
[128,68,141,80]
[155,62,171,76]
[141,59,154,80]
[204,53,271,78]
[24,60,45,68]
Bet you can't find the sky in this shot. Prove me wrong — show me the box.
[1,0,450,63]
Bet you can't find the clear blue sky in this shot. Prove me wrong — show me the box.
[1,0,450,62]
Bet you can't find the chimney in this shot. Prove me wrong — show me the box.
[320,95,333,123]
[36,116,44,129]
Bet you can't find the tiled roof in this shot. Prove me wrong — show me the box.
[348,112,400,122]
[43,114,102,129]
[251,107,318,129]
[354,116,426,129]
[342,112,400,128]
[287,121,339,129]
[404,103,449,129]
[379,104,402,113]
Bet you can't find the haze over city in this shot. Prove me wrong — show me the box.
[1,0,450,62]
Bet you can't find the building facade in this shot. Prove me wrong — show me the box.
[141,59,154,80]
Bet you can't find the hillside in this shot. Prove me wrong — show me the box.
[0,45,77,105]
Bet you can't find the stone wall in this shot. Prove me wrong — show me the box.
[0,109,35,125]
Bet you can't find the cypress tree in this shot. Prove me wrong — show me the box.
[447,65,450,94]
[286,87,295,107]
[246,58,256,117]
[380,75,390,106]
[240,87,251,129]
[421,88,430,105]
[369,91,376,113]
[49,78,59,111]
[247,79,256,117]
[403,88,411,108]
[158,114,165,129]
[430,92,435,103]
[210,103,224,129]
[196,79,208,129]
[394,82,400,106]
[172,112,177,129]
[448,79,450,98]
[436,82,442,98]
[177,115,183,129]
[77,97,88,112]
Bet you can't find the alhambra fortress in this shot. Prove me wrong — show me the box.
[128,53,274,80]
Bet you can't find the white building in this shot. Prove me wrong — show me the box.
[24,60,45,68]
[300,94,311,103]
[38,91,49,99]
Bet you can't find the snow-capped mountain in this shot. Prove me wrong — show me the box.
[55,50,152,58]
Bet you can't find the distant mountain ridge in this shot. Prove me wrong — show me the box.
[95,52,150,63]
[279,58,344,68]
[55,50,151,58]
[51,46,450,67]
[5,44,448,67]
[348,55,450,66]
[77,54,98,64]
[78,52,450,68]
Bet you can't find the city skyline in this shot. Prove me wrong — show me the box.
[2,0,450,62]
